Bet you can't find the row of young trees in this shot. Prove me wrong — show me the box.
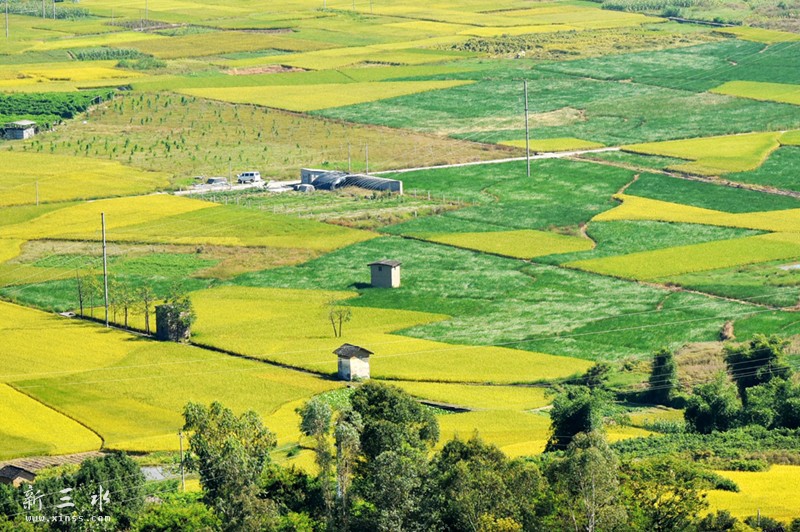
[74,272,156,333]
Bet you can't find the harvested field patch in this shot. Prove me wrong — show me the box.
[179,80,473,112]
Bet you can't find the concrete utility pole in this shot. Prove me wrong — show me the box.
[524,79,531,178]
[101,213,109,328]
[179,431,186,493]
[348,142,352,173]
[365,143,369,174]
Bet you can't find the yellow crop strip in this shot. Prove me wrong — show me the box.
[437,411,551,458]
[417,229,594,259]
[191,286,592,383]
[713,26,800,43]
[180,80,473,112]
[392,381,551,410]
[567,233,800,280]
[0,384,102,459]
[0,152,170,207]
[706,466,800,521]
[712,81,800,106]
[623,132,782,175]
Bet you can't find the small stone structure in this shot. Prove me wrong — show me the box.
[0,465,36,487]
[3,120,36,140]
[155,304,191,342]
[335,343,372,381]
[369,259,401,288]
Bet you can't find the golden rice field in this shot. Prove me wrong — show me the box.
[415,229,594,259]
[179,80,473,112]
[711,81,800,106]
[623,132,783,175]
[0,152,170,207]
[119,31,331,60]
[499,137,605,152]
[706,466,800,521]
[392,381,551,410]
[190,286,593,383]
[437,410,551,458]
[782,130,800,146]
[594,194,800,233]
[567,232,800,280]
[0,239,24,264]
[0,384,102,460]
[0,300,341,453]
[714,26,800,44]
[0,195,374,252]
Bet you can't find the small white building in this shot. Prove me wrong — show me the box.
[335,343,372,381]
[369,259,401,288]
[3,120,36,140]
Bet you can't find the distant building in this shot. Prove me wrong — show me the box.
[369,259,401,288]
[0,465,36,487]
[335,343,372,381]
[3,120,36,140]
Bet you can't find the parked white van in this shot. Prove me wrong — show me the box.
[237,171,262,184]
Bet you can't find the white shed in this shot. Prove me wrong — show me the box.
[369,259,401,288]
[335,343,372,381]
[3,120,36,140]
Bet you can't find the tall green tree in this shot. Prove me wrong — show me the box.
[684,373,741,434]
[545,386,608,452]
[551,432,626,532]
[724,335,792,404]
[647,348,679,406]
[425,435,543,531]
[622,457,708,532]
[334,407,362,531]
[183,401,277,531]
[350,381,439,460]
[298,398,334,523]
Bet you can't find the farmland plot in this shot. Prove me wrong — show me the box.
[413,229,594,259]
[706,466,800,521]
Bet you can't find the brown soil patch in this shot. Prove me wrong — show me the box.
[675,341,726,391]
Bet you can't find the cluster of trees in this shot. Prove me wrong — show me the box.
[74,272,157,333]
[0,91,114,121]
[4,0,91,20]
[1,379,798,531]
[683,335,800,434]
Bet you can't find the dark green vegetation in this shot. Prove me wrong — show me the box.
[0,90,115,129]
[318,41,800,146]
[4,0,90,20]
[626,172,800,212]
[383,159,633,234]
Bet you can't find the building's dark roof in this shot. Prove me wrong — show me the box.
[334,343,373,359]
[369,259,401,268]
[0,465,36,481]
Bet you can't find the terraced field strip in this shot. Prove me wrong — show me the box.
[0,152,170,207]
[179,80,473,112]
[623,132,783,176]
[392,381,551,410]
[713,26,800,43]
[594,194,800,233]
[0,300,340,456]
[412,229,594,259]
[0,195,374,252]
[706,465,800,521]
[0,384,102,460]
[711,81,800,106]
[191,286,593,383]
[566,232,800,280]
